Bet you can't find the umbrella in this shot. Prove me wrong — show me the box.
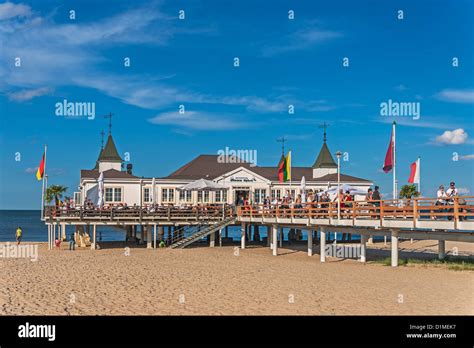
[177,178,228,191]
[300,176,306,203]
[318,184,368,197]
[97,172,104,208]
[300,176,306,191]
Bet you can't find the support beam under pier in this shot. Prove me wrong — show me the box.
[391,229,399,267]
[360,234,367,263]
[91,225,97,250]
[272,225,278,256]
[241,223,246,249]
[210,229,215,248]
[438,240,446,260]
[320,227,326,263]
[146,226,152,249]
[307,229,313,256]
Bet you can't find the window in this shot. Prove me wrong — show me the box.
[74,192,81,205]
[254,189,266,203]
[215,190,227,203]
[105,187,122,202]
[105,188,113,202]
[271,189,281,201]
[179,190,192,202]
[197,190,209,203]
[113,188,122,202]
[162,188,175,203]
[143,188,151,203]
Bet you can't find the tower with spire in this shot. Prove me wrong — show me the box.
[94,115,123,172]
[312,123,337,178]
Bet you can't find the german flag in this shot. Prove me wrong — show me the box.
[36,153,45,181]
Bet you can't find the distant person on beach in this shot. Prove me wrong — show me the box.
[69,233,75,251]
[16,226,22,245]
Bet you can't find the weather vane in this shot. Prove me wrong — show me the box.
[319,122,329,142]
[103,112,114,135]
[276,136,287,155]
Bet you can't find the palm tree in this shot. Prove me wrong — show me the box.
[399,184,420,199]
[45,185,68,207]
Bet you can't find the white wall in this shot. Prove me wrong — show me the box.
[98,161,121,172]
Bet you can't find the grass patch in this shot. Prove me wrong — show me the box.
[373,256,474,270]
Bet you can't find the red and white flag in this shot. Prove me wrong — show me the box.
[382,127,394,173]
[408,158,420,184]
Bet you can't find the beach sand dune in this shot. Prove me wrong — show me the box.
[0,240,472,315]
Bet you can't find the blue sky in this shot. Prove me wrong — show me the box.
[0,0,473,209]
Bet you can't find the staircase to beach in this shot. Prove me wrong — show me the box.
[169,217,236,249]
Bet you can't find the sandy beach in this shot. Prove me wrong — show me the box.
[1,240,473,315]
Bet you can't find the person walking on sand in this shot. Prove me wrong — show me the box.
[16,226,22,245]
[69,232,75,251]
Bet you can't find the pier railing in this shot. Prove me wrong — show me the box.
[44,204,234,223]
[43,196,474,230]
[236,196,474,226]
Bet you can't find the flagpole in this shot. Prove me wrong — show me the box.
[392,122,397,201]
[418,156,421,195]
[41,145,48,221]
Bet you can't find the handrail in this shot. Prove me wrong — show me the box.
[235,196,474,223]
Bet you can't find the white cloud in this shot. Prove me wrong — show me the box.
[435,128,468,145]
[460,154,474,160]
[0,3,335,119]
[25,167,37,173]
[457,187,470,194]
[378,116,452,130]
[436,89,474,103]
[262,27,343,56]
[395,84,408,91]
[148,111,246,130]
[7,87,52,101]
[0,2,31,20]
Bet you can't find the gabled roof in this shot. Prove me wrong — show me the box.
[98,135,122,162]
[81,169,137,180]
[312,142,337,169]
[93,149,103,170]
[164,155,370,183]
[166,155,254,180]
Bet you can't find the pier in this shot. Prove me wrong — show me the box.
[44,196,474,267]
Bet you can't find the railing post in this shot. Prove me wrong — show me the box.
[453,197,459,229]
[379,201,384,227]
[352,201,357,225]
[413,199,418,228]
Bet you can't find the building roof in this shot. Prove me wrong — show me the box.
[98,135,122,162]
[312,142,337,169]
[81,169,137,180]
[93,149,103,170]
[165,155,370,183]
